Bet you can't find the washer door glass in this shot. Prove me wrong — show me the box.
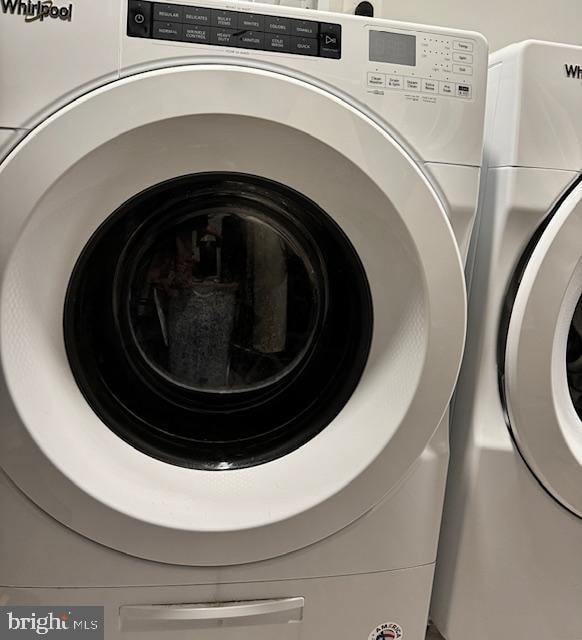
[65,173,372,470]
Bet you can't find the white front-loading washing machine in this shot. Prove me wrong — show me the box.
[0,2,486,638]
[431,40,582,640]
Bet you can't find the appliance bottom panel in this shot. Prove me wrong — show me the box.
[1,565,434,640]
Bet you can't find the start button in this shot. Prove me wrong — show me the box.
[320,23,341,59]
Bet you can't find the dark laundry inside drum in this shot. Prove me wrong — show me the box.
[64,173,373,469]
[167,281,237,389]
[129,210,316,393]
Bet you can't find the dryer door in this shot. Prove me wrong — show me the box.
[0,64,466,565]
[503,178,582,517]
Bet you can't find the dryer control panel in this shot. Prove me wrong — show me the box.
[366,27,476,99]
[127,0,342,58]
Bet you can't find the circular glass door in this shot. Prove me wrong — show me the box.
[64,173,373,470]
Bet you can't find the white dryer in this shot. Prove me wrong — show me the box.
[432,41,582,640]
[0,2,486,639]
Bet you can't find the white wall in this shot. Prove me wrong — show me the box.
[323,0,582,51]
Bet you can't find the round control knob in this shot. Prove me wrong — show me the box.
[355,1,374,16]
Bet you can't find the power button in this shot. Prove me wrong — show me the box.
[128,0,152,38]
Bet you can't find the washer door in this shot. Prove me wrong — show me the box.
[64,171,374,471]
[0,64,466,565]
[503,179,582,517]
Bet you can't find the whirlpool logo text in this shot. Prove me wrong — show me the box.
[565,64,582,79]
[0,0,73,22]
[0,608,103,639]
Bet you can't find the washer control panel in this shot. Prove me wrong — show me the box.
[127,0,341,58]
[367,27,476,99]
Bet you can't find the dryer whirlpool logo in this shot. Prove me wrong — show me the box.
[565,64,582,79]
[1,0,72,22]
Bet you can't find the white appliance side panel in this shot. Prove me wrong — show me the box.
[431,425,582,640]
[424,163,480,263]
[0,0,120,128]
[431,167,582,639]
[1,565,435,640]
[119,1,488,166]
[482,52,522,170]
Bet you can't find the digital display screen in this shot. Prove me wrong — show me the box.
[369,31,416,66]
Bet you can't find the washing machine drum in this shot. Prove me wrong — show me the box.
[0,64,466,565]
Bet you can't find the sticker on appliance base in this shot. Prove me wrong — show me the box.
[368,621,403,640]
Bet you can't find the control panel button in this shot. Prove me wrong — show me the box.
[264,33,290,52]
[183,25,209,42]
[367,72,385,87]
[386,75,402,89]
[153,2,183,23]
[319,22,341,59]
[238,31,264,49]
[211,9,237,28]
[238,12,264,30]
[210,27,237,46]
[265,16,291,35]
[453,64,473,75]
[421,79,438,93]
[153,20,183,40]
[456,83,472,98]
[127,0,152,37]
[453,40,473,52]
[291,36,318,56]
[291,19,318,38]
[439,81,454,96]
[129,2,342,59]
[184,6,210,25]
[404,77,420,91]
[453,51,473,63]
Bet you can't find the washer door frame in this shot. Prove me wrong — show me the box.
[502,178,582,517]
[0,63,466,565]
